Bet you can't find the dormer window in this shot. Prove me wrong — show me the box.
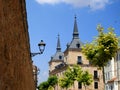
[59,55,62,60]
[76,43,80,48]
[51,56,53,60]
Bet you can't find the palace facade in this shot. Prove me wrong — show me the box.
[49,16,104,90]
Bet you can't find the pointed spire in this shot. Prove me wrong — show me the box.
[73,15,79,39]
[56,34,61,52]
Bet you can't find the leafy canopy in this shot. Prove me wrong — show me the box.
[82,24,119,68]
[38,81,49,90]
[59,76,73,89]
[47,75,58,87]
[59,65,93,89]
[80,71,93,86]
[38,75,58,90]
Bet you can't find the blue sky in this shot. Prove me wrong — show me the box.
[26,0,120,84]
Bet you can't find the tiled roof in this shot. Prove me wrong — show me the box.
[107,77,117,83]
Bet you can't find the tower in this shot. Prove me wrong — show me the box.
[64,16,83,65]
[63,16,104,90]
[49,16,104,90]
[49,34,64,74]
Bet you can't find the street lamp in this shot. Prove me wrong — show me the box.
[30,40,46,89]
[31,40,46,57]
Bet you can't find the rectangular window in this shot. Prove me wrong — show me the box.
[105,73,107,80]
[78,82,82,89]
[119,54,120,60]
[116,53,118,61]
[94,82,98,89]
[108,72,110,80]
[106,86,108,90]
[77,56,82,64]
[94,71,98,79]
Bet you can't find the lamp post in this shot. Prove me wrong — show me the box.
[31,40,46,89]
[31,40,46,57]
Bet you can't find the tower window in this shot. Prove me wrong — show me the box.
[76,43,80,48]
[59,56,62,59]
[77,56,82,64]
[94,82,98,89]
[51,56,53,60]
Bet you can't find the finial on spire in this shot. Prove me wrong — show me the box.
[74,14,77,19]
[58,33,60,38]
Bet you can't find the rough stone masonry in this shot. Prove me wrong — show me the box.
[0,0,35,90]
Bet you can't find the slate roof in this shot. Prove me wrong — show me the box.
[67,16,83,49]
[51,34,64,61]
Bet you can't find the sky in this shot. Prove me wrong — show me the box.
[26,0,120,84]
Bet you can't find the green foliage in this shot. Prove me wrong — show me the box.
[59,65,83,89]
[59,65,93,89]
[48,86,54,90]
[48,75,58,87]
[38,81,49,90]
[64,65,83,81]
[82,24,119,68]
[80,71,93,86]
[59,77,73,89]
[38,75,58,90]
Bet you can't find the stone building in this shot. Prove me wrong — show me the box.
[33,64,39,88]
[49,16,104,90]
[104,49,120,90]
[0,0,35,90]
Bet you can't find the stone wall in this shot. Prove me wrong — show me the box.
[0,0,35,90]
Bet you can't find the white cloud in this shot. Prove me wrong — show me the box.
[89,0,110,10]
[35,0,111,10]
[35,0,61,5]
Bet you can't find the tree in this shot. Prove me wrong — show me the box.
[48,86,54,90]
[80,71,93,90]
[38,75,58,90]
[47,75,58,89]
[82,24,119,82]
[59,76,73,90]
[59,65,93,89]
[38,81,49,90]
